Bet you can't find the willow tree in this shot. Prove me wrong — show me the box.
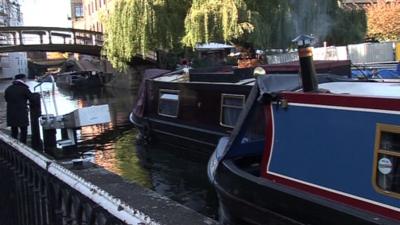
[181,0,365,49]
[101,0,190,70]
[245,0,291,49]
[102,0,366,70]
[101,0,153,70]
[182,0,255,48]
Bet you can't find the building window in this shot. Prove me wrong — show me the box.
[374,124,400,197]
[74,5,83,18]
[220,94,245,128]
[158,90,179,117]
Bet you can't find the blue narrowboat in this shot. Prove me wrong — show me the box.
[208,36,400,224]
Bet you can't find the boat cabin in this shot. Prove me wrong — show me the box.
[130,60,352,154]
[209,73,400,224]
[130,67,255,154]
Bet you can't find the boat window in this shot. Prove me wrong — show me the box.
[373,124,400,197]
[220,94,245,128]
[158,90,179,117]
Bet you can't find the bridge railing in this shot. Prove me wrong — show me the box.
[0,26,161,60]
[0,26,103,47]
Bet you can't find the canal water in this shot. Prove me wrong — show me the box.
[0,80,219,220]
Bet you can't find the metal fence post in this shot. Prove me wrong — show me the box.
[30,93,42,151]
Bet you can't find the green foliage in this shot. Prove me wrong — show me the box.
[327,9,367,45]
[245,0,291,49]
[181,0,366,49]
[101,0,189,70]
[101,0,155,70]
[102,0,366,70]
[182,0,254,47]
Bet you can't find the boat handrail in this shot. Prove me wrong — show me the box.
[34,74,59,117]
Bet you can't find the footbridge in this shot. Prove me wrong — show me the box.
[0,26,103,56]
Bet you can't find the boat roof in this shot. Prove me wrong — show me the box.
[153,71,256,86]
[149,60,352,84]
[195,42,235,51]
[256,74,400,99]
[319,82,400,98]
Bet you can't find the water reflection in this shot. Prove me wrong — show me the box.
[79,123,218,218]
[137,144,218,217]
[33,83,218,219]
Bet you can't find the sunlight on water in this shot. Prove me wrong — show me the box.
[27,83,219,219]
[91,128,153,189]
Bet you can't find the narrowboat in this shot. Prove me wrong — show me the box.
[55,71,113,89]
[130,60,352,155]
[208,36,400,224]
[130,67,255,154]
[351,62,400,80]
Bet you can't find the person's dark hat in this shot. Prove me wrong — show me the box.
[14,74,26,80]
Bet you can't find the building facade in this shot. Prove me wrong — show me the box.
[70,0,113,32]
[0,0,27,79]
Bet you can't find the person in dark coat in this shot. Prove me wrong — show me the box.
[4,74,34,143]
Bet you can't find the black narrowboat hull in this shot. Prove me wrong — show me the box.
[56,76,102,89]
[55,72,112,89]
[214,159,398,225]
[147,117,226,154]
[135,79,253,154]
[131,112,227,154]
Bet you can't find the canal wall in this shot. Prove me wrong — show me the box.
[0,131,219,225]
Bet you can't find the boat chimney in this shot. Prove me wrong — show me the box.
[292,35,318,92]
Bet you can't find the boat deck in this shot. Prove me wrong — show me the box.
[319,82,400,98]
